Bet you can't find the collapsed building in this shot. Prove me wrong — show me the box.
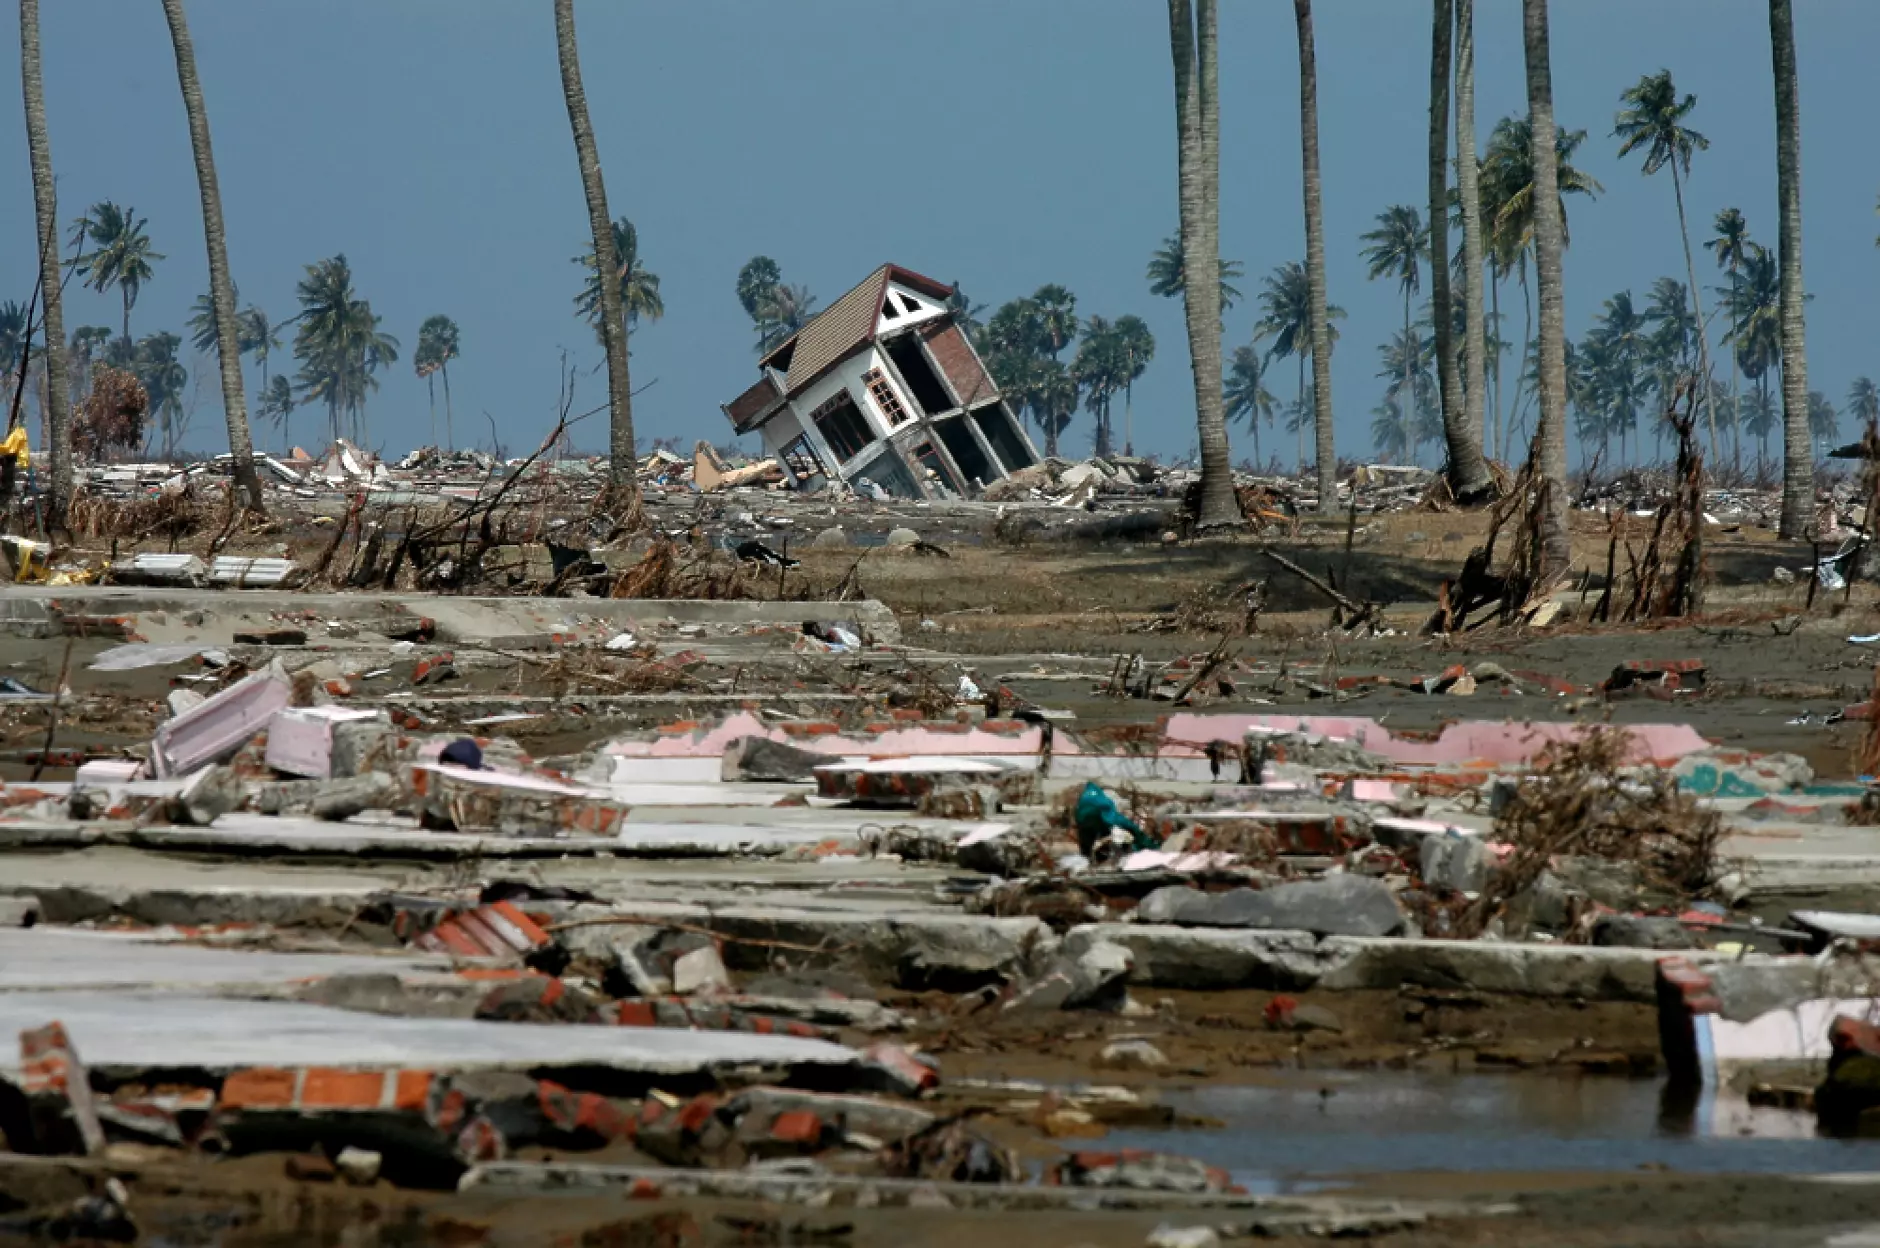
[721,264,1039,500]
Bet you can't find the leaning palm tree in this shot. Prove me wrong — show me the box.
[573,216,663,341]
[1294,0,1337,508]
[1145,232,1243,315]
[163,0,259,507]
[1614,69,1717,466]
[1705,207,1756,471]
[68,202,163,349]
[1453,0,1491,481]
[20,0,72,513]
[1523,0,1571,573]
[1361,205,1429,461]
[414,315,461,450]
[554,0,636,509]
[1223,343,1277,469]
[1169,0,1237,528]
[1770,0,1810,536]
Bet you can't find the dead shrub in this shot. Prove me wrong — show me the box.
[609,537,755,601]
[66,482,214,545]
[1454,725,1723,938]
[74,367,147,461]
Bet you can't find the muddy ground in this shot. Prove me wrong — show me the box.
[5,496,1878,1246]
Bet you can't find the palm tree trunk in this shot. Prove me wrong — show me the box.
[1401,291,1415,448]
[442,361,454,451]
[427,375,436,447]
[122,290,131,351]
[1522,0,1571,575]
[1167,0,1235,527]
[1727,288,1743,475]
[1298,354,1307,470]
[1666,161,1718,469]
[556,0,639,514]
[1489,260,1504,459]
[1453,0,1491,486]
[1770,0,1810,538]
[1295,0,1337,510]
[19,0,71,517]
[1429,0,1477,499]
[161,0,261,512]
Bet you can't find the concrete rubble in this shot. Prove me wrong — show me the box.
[0,444,1878,1242]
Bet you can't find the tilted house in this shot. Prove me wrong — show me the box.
[720,264,1039,499]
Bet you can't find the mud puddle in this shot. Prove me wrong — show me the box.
[1104,1070,1880,1195]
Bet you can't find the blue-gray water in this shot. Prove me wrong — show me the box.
[1105,1071,1880,1195]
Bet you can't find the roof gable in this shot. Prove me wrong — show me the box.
[764,264,961,399]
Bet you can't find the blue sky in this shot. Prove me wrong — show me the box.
[3,1,1875,466]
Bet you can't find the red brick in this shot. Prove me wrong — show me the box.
[767,1109,825,1146]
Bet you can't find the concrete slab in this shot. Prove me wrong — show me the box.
[0,927,443,992]
[0,990,858,1080]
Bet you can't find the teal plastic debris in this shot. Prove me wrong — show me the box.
[1074,781,1152,856]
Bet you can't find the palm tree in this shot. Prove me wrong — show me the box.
[1169,0,1236,527]
[1223,343,1277,468]
[1740,384,1778,472]
[162,0,259,506]
[1613,69,1717,466]
[1705,208,1756,471]
[133,332,187,457]
[291,254,399,444]
[239,305,280,388]
[1426,0,1487,498]
[67,324,110,408]
[1723,246,1782,472]
[1256,260,1346,470]
[555,0,635,507]
[1808,389,1837,457]
[1588,290,1649,463]
[1031,285,1080,360]
[1377,327,1437,463]
[21,0,72,512]
[1770,0,1810,535]
[256,373,294,454]
[1453,0,1490,477]
[1294,0,1337,507]
[738,256,783,351]
[945,284,988,339]
[68,202,163,349]
[1145,233,1244,315]
[414,315,461,450]
[0,302,28,381]
[1362,205,1429,464]
[1644,276,1697,455]
[1073,316,1128,457]
[1480,114,1601,459]
[1849,377,1880,433]
[574,216,663,342]
[759,283,817,351]
[1113,315,1155,456]
[1370,398,1411,464]
[1523,0,1571,573]
[1031,358,1078,458]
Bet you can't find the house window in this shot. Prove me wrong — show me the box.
[881,297,902,321]
[862,368,910,428]
[809,391,876,463]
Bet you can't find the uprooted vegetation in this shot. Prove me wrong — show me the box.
[1455,724,1724,939]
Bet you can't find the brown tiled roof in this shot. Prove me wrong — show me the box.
[722,373,783,433]
[771,265,960,399]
